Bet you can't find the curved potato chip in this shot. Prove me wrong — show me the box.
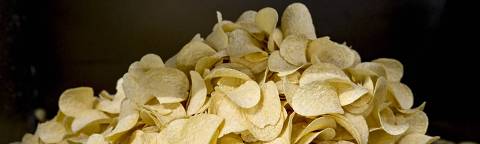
[205,68,252,81]
[308,37,357,69]
[244,81,282,128]
[268,51,302,76]
[176,114,224,144]
[248,107,286,141]
[230,56,268,74]
[107,100,139,138]
[35,120,67,143]
[293,116,337,143]
[405,110,429,135]
[387,81,414,109]
[398,133,439,144]
[187,71,208,115]
[165,54,177,68]
[327,113,369,144]
[195,56,222,76]
[315,128,336,141]
[255,7,278,34]
[86,134,108,144]
[299,63,349,86]
[71,109,109,133]
[215,63,255,79]
[397,102,426,114]
[265,112,295,144]
[237,10,257,24]
[227,29,265,58]
[128,54,165,75]
[297,131,322,144]
[279,35,309,66]
[291,81,343,117]
[142,67,189,104]
[176,40,216,72]
[372,58,404,82]
[281,3,316,39]
[378,106,409,135]
[210,91,249,137]
[21,133,40,144]
[58,87,96,117]
[367,129,395,144]
[97,78,126,114]
[224,80,261,108]
[159,118,187,143]
[354,62,387,78]
[206,20,229,51]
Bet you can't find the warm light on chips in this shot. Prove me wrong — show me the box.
[18,2,436,144]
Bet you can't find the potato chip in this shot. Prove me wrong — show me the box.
[71,109,110,133]
[195,56,222,76]
[206,14,229,51]
[97,78,126,114]
[353,62,387,78]
[244,81,282,128]
[405,110,429,135]
[293,116,337,143]
[291,81,343,117]
[35,120,67,143]
[315,128,336,141]
[256,7,278,35]
[176,114,224,144]
[328,113,369,144]
[367,129,396,144]
[219,134,244,144]
[247,107,286,141]
[187,71,208,115]
[176,40,217,72]
[398,133,439,144]
[58,87,96,117]
[387,81,414,109]
[372,58,404,82]
[308,37,357,69]
[21,133,40,144]
[299,63,349,86]
[378,106,409,135]
[281,3,316,39]
[165,54,178,68]
[265,112,295,144]
[210,91,249,136]
[107,100,139,139]
[227,29,266,58]
[279,35,309,66]
[86,134,108,144]
[158,118,187,143]
[224,80,261,108]
[141,67,189,104]
[268,50,302,76]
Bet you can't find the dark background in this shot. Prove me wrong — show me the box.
[1,0,477,143]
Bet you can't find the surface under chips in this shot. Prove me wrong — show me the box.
[19,2,435,144]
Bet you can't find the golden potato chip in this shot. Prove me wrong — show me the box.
[187,71,208,115]
[107,100,139,139]
[97,78,126,114]
[291,81,343,117]
[140,67,189,104]
[314,127,336,141]
[265,112,295,144]
[372,58,404,82]
[244,81,282,128]
[297,131,322,144]
[367,129,396,144]
[387,81,414,109]
[176,40,217,72]
[205,67,252,81]
[195,56,222,76]
[397,102,426,114]
[354,62,387,78]
[237,10,257,24]
[398,133,439,144]
[158,118,187,143]
[224,80,261,108]
[35,120,67,143]
[219,134,245,144]
[255,7,278,35]
[308,37,357,69]
[378,106,409,135]
[281,3,316,39]
[176,114,224,144]
[279,35,309,66]
[209,91,249,136]
[268,50,302,76]
[299,63,349,86]
[164,54,177,68]
[227,29,265,58]
[405,110,429,135]
[58,87,96,117]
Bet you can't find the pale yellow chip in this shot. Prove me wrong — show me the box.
[230,56,268,74]
[299,63,349,86]
[35,120,67,143]
[206,15,229,51]
[86,134,108,144]
[142,67,190,104]
[354,62,387,78]
[219,134,245,144]
[255,7,278,35]
[176,40,217,72]
[71,109,109,133]
[281,3,316,39]
[247,107,286,141]
[107,100,139,139]
[398,133,439,144]
[209,91,249,137]
[372,58,404,82]
[378,106,409,135]
[327,113,369,144]
[176,114,224,144]
[96,78,126,114]
[268,50,302,76]
[244,81,282,128]
[367,129,396,144]
[308,37,357,69]
[158,118,187,143]
[224,80,261,108]
[265,112,295,144]
[227,29,265,58]
[405,110,429,135]
[279,35,309,66]
[291,81,343,117]
[58,87,96,117]
[387,81,414,109]
[195,56,222,76]
[21,133,40,144]
[187,71,208,115]
[293,116,337,143]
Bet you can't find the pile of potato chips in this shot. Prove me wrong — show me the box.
[17,3,439,144]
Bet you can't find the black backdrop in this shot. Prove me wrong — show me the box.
[1,0,477,143]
